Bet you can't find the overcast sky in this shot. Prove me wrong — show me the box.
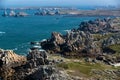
[1,0,120,7]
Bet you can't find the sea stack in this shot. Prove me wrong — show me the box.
[2,10,8,17]
[15,12,29,17]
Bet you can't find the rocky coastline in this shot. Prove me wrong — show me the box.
[41,17,120,61]
[0,17,120,80]
[1,8,120,17]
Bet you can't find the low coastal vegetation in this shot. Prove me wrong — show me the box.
[57,62,104,76]
[57,59,115,76]
[108,44,120,53]
[92,33,113,40]
[57,59,120,80]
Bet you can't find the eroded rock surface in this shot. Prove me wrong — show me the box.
[0,48,73,80]
[0,49,27,80]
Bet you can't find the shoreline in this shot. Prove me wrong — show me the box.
[0,17,120,80]
[1,8,120,17]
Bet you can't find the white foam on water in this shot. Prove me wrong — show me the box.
[41,39,47,42]
[13,48,18,51]
[0,31,6,34]
[33,45,41,48]
[39,49,45,51]
[63,30,71,32]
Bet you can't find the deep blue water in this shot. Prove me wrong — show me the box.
[0,10,107,55]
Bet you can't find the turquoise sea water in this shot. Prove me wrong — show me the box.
[0,10,107,55]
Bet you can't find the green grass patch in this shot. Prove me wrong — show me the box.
[108,44,120,53]
[57,62,109,76]
[93,33,113,40]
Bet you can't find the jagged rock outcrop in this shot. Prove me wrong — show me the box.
[0,48,73,80]
[25,66,72,80]
[26,49,49,68]
[41,18,120,58]
[102,32,120,47]
[41,32,65,53]
[78,18,120,34]
[0,49,26,68]
[41,29,102,57]
[0,49,27,80]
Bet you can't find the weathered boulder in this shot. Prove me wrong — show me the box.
[27,49,49,68]
[0,49,26,68]
[0,49,27,80]
[25,66,72,80]
[41,32,65,53]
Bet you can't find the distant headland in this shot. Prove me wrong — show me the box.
[1,7,120,17]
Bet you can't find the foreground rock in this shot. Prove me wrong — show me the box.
[0,48,73,80]
[0,49,26,68]
[0,49,27,80]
